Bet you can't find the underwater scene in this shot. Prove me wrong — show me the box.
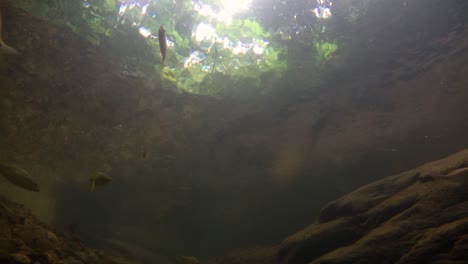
[1,0,468,263]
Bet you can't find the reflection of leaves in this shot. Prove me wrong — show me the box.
[162,67,177,82]
[217,19,270,40]
[261,47,287,71]
[13,0,117,45]
[315,41,337,63]
[13,0,288,98]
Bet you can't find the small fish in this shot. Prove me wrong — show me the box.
[89,171,112,191]
[158,25,167,64]
[0,163,40,192]
[0,10,18,55]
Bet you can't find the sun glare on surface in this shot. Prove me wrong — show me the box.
[221,0,252,15]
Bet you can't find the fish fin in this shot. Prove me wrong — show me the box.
[0,43,18,55]
[0,12,18,55]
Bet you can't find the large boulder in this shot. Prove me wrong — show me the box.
[211,149,468,264]
[277,149,468,264]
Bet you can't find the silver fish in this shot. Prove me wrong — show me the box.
[158,25,167,64]
[0,163,40,192]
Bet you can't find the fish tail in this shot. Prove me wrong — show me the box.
[0,12,18,55]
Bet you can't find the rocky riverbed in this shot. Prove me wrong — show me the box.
[0,195,138,264]
[210,149,468,264]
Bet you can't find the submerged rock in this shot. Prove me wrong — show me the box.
[57,257,84,264]
[10,252,31,264]
[277,149,468,264]
[44,250,59,264]
[0,215,12,240]
[0,195,139,264]
[213,149,468,264]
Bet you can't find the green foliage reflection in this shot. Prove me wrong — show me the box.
[11,0,342,98]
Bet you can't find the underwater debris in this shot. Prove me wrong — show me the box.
[89,171,112,191]
[0,163,40,192]
[0,10,18,55]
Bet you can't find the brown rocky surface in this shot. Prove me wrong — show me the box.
[210,149,468,264]
[0,195,139,264]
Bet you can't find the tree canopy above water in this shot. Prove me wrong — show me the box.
[12,0,460,99]
[10,0,343,98]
